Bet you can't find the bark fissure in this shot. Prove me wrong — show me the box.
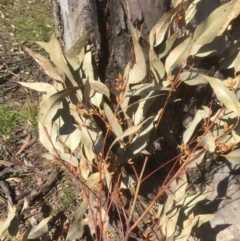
[95,0,110,82]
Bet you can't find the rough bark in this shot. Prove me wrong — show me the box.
[49,0,169,93]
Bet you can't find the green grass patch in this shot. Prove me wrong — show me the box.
[0,0,54,45]
[0,99,38,135]
[0,105,19,135]
[0,0,11,5]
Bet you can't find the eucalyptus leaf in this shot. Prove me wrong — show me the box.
[25,48,64,82]
[191,37,224,57]
[73,199,88,221]
[86,79,110,99]
[165,36,193,75]
[28,216,51,239]
[90,91,103,108]
[149,48,165,82]
[38,122,64,154]
[38,86,83,125]
[58,108,82,153]
[174,174,188,203]
[183,107,211,144]
[36,35,80,88]
[128,34,146,84]
[197,214,215,228]
[59,153,79,167]
[223,148,240,164]
[158,33,177,59]
[66,220,85,240]
[129,110,161,158]
[205,76,240,114]
[82,49,94,79]
[184,189,210,215]
[162,208,180,238]
[193,0,239,46]
[18,81,57,97]
[200,135,216,152]
[120,175,137,189]
[103,101,123,137]
[107,116,154,156]
[188,148,205,169]
[149,7,178,47]
[175,214,198,241]
[179,72,208,85]
[86,172,103,189]
[66,29,91,65]
[0,204,16,236]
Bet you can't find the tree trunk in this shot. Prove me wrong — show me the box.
[49,0,169,93]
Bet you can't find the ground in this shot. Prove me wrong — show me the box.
[0,0,78,240]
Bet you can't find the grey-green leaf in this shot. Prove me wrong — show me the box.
[223,148,240,164]
[128,34,146,84]
[66,29,91,63]
[149,7,178,47]
[73,199,88,221]
[103,101,123,137]
[179,72,208,86]
[107,116,154,156]
[183,107,211,144]
[27,216,51,239]
[38,86,83,125]
[66,220,85,240]
[200,135,216,152]
[205,76,240,114]
[193,0,238,46]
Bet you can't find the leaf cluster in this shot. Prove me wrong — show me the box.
[14,0,240,240]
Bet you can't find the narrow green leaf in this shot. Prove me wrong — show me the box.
[183,107,211,144]
[86,172,103,189]
[162,208,180,238]
[0,204,16,236]
[149,7,178,47]
[73,199,88,221]
[66,29,91,62]
[200,135,216,152]
[129,111,161,158]
[38,86,83,125]
[165,36,193,75]
[87,79,110,99]
[193,0,239,45]
[82,50,94,79]
[28,216,51,239]
[25,48,64,82]
[128,34,146,84]
[223,148,240,164]
[149,48,165,82]
[108,116,154,156]
[158,33,177,59]
[120,175,137,189]
[36,35,80,88]
[103,101,123,137]
[59,153,79,167]
[205,76,240,114]
[66,220,85,240]
[179,72,208,85]
[18,81,57,96]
